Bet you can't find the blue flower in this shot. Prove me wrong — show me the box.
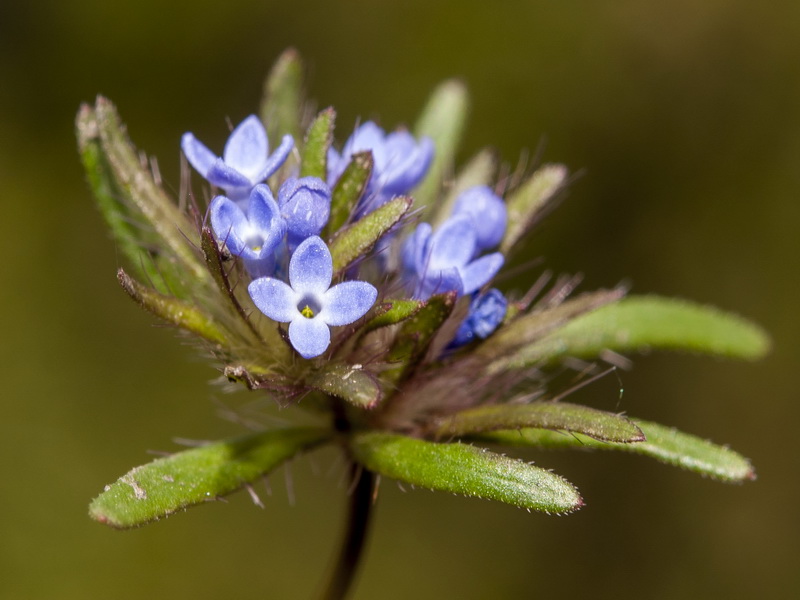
[209,184,287,277]
[450,289,508,347]
[451,185,507,251]
[328,121,434,216]
[248,236,378,358]
[402,215,504,300]
[182,115,294,202]
[277,176,332,246]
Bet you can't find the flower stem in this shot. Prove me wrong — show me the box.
[318,462,375,600]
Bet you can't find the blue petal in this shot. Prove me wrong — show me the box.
[288,236,332,295]
[380,133,434,195]
[428,216,476,270]
[288,316,331,358]
[248,278,298,322]
[321,281,378,326]
[451,288,508,347]
[223,115,268,180]
[248,184,286,254]
[209,195,249,256]
[181,133,217,176]
[206,159,251,196]
[459,252,504,296]
[256,134,295,182]
[417,266,463,300]
[452,185,507,250]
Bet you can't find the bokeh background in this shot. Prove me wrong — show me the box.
[2,1,798,598]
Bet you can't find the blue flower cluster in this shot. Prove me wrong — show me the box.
[183,114,507,357]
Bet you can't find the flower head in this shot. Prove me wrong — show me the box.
[182,115,294,202]
[277,176,332,245]
[328,121,434,216]
[248,236,377,358]
[209,184,286,277]
[402,215,504,300]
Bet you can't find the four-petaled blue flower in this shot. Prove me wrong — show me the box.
[248,236,378,358]
[450,289,508,348]
[402,215,504,300]
[182,115,294,202]
[209,184,286,278]
[328,121,434,217]
[452,185,507,251]
[278,176,332,246]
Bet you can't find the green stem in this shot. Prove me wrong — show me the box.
[318,462,375,600]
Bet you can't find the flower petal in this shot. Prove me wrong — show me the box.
[206,158,252,192]
[459,252,504,296]
[248,278,298,322]
[256,134,295,182]
[181,133,218,175]
[289,236,333,295]
[209,195,249,256]
[223,115,268,180]
[248,184,286,253]
[321,281,378,326]
[417,266,463,299]
[453,185,507,250]
[428,216,476,270]
[288,316,331,358]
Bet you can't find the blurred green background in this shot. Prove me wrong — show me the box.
[2,1,798,598]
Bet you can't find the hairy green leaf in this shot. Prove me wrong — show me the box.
[498,295,771,369]
[350,432,583,513]
[90,428,332,529]
[433,402,644,443]
[383,292,456,386]
[308,363,382,409]
[501,164,568,254]
[301,107,335,179]
[330,196,412,274]
[480,288,626,364]
[364,299,425,333]
[414,80,468,213]
[476,419,754,482]
[118,268,228,346]
[325,151,373,237]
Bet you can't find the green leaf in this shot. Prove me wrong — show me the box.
[350,432,583,514]
[414,80,469,213]
[383,292,457,386]
[301,107,335,179]
[363,299,425,333]
[259,48,304,144]
[433,402,644,443]
[329,196,413,274]
[325,151,374,237]
[118,268,228,346]
[499,295,771,369]
[475,419,755,482]
[307,363,382,409]
[78,99,208,293]
[432,149,497,228]
[90,428,332,529]
[500,164,569,254]
[479,288,626,364]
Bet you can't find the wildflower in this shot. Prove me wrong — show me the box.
[209,184,286,277]
[277,176,331,246]
[182,115,294,202]
[248,236,377,358]
[402,215,504,300]
[328,121,434,216]
[451,185,507,251]
[450,288,508,347]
